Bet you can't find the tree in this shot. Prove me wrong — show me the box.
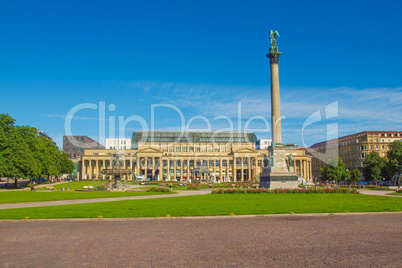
[0,114,36,187]
[59,152,75,175]
[385,140,402,178]
[350,168,361,185]
[363,151,386,185]
[320,157,349,184]
[36,136,60,181]
[1,114,76,187]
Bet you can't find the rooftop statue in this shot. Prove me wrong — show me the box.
[269,30,280,51]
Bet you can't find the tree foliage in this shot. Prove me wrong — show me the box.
[363,151,386,184]
[320,157,349,184]
[0,114,74,187]
[386,140,402,177]
[350,168,361,183]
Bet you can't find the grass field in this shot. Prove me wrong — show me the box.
[35,181,107,190]
[0,181,172,204]
[0,191,172,204]
[0,193,400,219]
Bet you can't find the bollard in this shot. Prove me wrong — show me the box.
[61,186,65,192]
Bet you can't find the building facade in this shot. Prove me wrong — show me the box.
[63,135,105,160]
[78,131,312,183]
[308,131,401,180]
[105,138,131,150]
[256,139,272,150]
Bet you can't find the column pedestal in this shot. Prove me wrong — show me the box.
[259,147,298,189]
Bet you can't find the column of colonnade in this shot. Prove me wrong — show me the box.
[80,155,263,182]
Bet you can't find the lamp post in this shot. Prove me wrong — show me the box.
[345,168,350,189]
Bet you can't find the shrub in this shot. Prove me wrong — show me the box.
[146,187,171,193]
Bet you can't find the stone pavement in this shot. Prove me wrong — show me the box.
[0,213,401,267]
[0,189,212,210]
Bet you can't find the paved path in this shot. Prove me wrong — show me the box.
[359,189,401,197]
[1,213,401,267]
[0,189,212,210]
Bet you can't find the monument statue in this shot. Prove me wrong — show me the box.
[288,154,294,167]
[269,153,274,167]
[263,155,269,168]
[288,154,295,172]
[269,30,280,51]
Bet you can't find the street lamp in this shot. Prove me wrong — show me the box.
[211,172,215,190]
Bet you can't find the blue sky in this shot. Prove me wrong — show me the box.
[1,0,401,148]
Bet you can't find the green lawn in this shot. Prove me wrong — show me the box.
[0,189,172,204]
[0,193,401,219]
[35,181,106,190]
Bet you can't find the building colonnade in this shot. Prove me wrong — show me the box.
[79,148,313,183]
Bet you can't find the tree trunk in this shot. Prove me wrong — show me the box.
[14,177,18,188]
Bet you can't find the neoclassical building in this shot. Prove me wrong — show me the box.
[308,131,401,180]
[78,131,312,182]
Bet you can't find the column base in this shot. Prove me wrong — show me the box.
[259,171,298,189]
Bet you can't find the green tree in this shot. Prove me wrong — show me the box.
[385,140,402,178]
[36,136,60,181]
[350,168,361,185]
[0,114,36,187]
[59,152,75,175]
[320,157,349,184]
[363,151,386,185]
[1,114,77,187]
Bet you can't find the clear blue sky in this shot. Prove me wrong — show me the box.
[1,0,401,148]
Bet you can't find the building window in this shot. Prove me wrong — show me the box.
[182,146,187,152]
[176,146,181,152]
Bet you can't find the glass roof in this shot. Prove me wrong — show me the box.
[131,131,257,149]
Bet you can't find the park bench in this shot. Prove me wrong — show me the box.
[46,186,55,190]
[83,186,94,189]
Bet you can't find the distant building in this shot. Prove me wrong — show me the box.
[256,139,272,150]
[105,138,131,150]
[38,130,52,140]
[63,136,104,161]
[307,131,402,180]
[78,131,312,182]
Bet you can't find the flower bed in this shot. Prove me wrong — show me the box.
[212,188,359,194]
[187,184,200,190]
[146,187,172,193]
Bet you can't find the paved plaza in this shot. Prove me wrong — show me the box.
[1,213,401,267]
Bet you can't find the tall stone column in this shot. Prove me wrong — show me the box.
[267,50,282,144]
[259,30,298,189]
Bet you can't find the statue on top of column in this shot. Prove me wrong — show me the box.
[269,30,280,52]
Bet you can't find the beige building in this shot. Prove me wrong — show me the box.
[78,131,312,182]
[308,131,401,180]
